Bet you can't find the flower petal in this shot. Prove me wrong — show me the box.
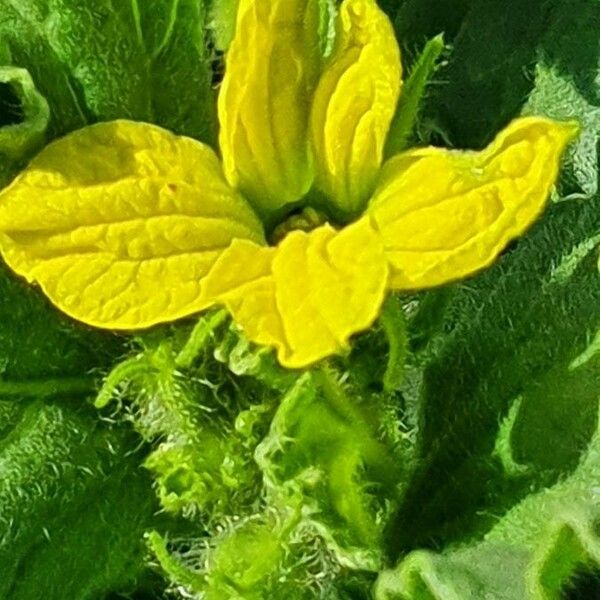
[218,0,323,215]
[200,219,389,368]
[310,0,402,217]
[0,120,265,329]
[367,117,579,289]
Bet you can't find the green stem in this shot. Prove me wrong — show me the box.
[315,365,361,424]
[380,294,409,393]
[0,377,96,399]
[315,366,400,485]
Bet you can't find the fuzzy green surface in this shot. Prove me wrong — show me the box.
[0,0,598,599]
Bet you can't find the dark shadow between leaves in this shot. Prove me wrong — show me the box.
[0,82,25,127]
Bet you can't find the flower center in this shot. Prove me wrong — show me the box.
[270,207,328,244]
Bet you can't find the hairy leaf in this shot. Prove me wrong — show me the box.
[524,63,599,201]
[376,393,600,600]
[0,0,216,142]
[420,0,551,148]
[0,399,157,599]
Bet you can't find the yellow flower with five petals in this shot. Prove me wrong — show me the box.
[0,0,577,368]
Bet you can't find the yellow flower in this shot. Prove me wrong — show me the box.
[0,0,577,368]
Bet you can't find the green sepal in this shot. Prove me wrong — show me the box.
[384,34,445,157]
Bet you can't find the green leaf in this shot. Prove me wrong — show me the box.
[410,0,599,153]
[420,0,552,147]
[541,0,600,107]
[508,355,600,473]
[524,67,599,201]
[0,264,121,381]
[373,3,600,594]
[523,1,600,201]
[100,322,407,598]
[256,370,403,569]
[208,0,239,51]
[96,328,270,521]
[0,399,157,600]
[375,402,600,600]
[0,0,216,142]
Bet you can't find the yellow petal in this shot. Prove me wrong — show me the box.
[200,219,389,368]
[0,120,265,329]
[218,0,323,214]
[367,117,579,289]
[310,0,402,217]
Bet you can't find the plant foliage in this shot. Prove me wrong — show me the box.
[0,0,598,598]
